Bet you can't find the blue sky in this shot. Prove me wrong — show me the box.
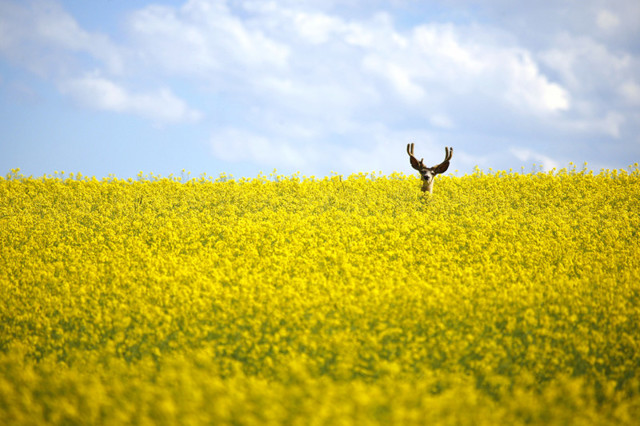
[1,0,639,179]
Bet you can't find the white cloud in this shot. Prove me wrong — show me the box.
[412,24,485,74]
[127,0,289,77]
[291,11,343,45]
[429,114,454,129]
[502,51,570,113]
[569,111,625,138]
[596,10,620,32]
[601,112,625,138]
[210,128,315,171]
[359,23,569,114]
[198,1,634,173]
[537,31,637,141]
[539,34,633,94]
[362,56,425,103]
[59,74,202,124]
[0,0,124,75]
[619,81,640,106]
[0,0,577,130]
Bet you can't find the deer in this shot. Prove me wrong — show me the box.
[407,144,453,193]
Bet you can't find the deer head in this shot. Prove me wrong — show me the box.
[407,144,453,193]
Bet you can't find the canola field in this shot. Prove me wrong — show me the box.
[1,165,639,425]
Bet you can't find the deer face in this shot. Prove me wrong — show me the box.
[418,167,437,185]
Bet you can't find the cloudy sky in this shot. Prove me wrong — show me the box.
[1,0,639,179]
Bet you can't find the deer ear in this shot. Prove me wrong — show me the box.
[433,161,450,174]
[409,156,420,169]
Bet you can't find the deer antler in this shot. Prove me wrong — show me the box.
[432,147,453,174]
[407,143,425,171]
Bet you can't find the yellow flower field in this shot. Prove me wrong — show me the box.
[1,165,639,425]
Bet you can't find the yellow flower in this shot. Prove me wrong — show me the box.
[0,165,639,424]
